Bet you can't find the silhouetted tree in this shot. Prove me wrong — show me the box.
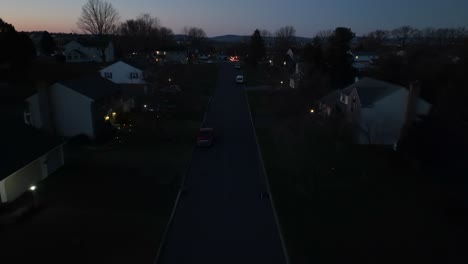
[391,26,418,47]
[247,29,266,67]
[325,27,356,88]
[77,0,120,35]
[183,26,207,49]
[274,26,296,52]
[40,31,56,55]
[0,18,36,78]
[303,36,325,70]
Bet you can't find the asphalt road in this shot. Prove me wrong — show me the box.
[156,63,288,264]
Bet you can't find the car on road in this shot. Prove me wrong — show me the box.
[235,63,241,69]
[236,75,244,84]
[196,128,214,147]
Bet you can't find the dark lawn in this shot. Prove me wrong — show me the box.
[158,63,218,96]
[247,91,457,264]
[0,64,218,264]
[244,64,290,87]
[0,119,198,264]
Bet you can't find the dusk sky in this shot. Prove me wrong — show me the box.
[2,0,468,36]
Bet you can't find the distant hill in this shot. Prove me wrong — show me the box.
[210,34,313,44]
[210,35,250,43]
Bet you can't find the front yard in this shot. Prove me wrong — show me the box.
[247,89,449,264]
[0,63,218,264]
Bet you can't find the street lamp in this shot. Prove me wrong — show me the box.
[310,109,315,114]
[280,81,284,85]
[283,61,287,66]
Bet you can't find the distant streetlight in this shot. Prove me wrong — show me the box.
[104,115,110,121]
[168,78,172,82]
[144,104,147,108]
[29,185,36,191]
[310,109,315,114]
[283,61,287,66]
[280,81,284,85]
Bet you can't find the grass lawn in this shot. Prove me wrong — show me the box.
[247,90,452,264]
[0,64,218,264]
[243,64,289,87]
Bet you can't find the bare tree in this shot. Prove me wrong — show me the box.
[274,26,296,52]
[391,26,418,47]
[183,26,207,48]
[77,0,119,35]
[260,29,272,38]
[119,13,159,37]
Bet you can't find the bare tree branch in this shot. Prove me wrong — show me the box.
[77,0,119,35]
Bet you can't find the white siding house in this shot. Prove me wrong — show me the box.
[358,88,431,145]
[100,61,146,85]
[63,40,114,63]
[319,78,431,146]
[25,75,126,140]
[0,124,64,204]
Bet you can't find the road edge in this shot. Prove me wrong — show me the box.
[243,86,291,264]
[152,65,218,264]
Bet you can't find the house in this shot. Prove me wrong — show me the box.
[63,39,114,63]
[286,48,304,89]
[24,75,130,140]
[154,47,188,64]
[100,60,154,108]
[352,51,379,71]
[319,78,431,146]
[100,61,146,85]
[0,122,64,204]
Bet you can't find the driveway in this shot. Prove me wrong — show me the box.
[156,63,288,264]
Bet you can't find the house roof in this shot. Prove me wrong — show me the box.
[343,78,403,107]
[319,90,341,106]
[0,121,63,181]
[59,75,121,100]
[75,38,112,48]
[101,60,144,72]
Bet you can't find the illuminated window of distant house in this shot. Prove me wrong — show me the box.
[104,72,112,79]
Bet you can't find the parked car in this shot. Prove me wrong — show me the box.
[197,128,214,147]
[236,75,244,84]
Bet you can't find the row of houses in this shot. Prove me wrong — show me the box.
[1,60,152,207]
[282,48,430,148]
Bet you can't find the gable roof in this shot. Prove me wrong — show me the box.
[76,38,112,48]
[59,74,121,100]
[343,78,403,107]
[101,60,143,72]
[0,121,63,181]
